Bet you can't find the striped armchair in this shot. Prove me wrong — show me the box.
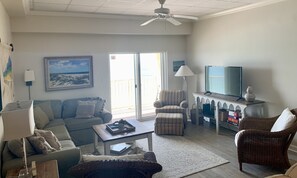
[154,90,188,126]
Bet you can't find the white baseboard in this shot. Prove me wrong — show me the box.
[289,144,297,154]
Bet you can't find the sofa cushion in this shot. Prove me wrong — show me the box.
[75,100,97,119]
[27,136,56,154]
[34,106,50,129]
[34,129,62,150]
[7,139,36,158]
[271,108,296,132]
[34,100,62,119]
[44,119,65,128]
[64,117,103,131]
[59,140,76,149]
[63,97,105,118]
[35,101,55,120]
[45,125,72,141]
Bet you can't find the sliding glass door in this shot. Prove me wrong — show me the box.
[109,52,164,120]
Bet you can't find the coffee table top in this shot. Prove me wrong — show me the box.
[93,119,154,142]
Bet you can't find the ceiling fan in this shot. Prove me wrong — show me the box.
[140,0,198,26]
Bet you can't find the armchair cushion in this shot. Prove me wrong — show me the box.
[159,90,186,106]
[271,108,296,132]
[155,105,186,114]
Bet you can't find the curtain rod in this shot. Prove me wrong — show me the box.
[0,38,14,51]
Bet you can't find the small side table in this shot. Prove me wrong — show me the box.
[6,160,59,178]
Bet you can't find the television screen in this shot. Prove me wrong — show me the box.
[205,66,242,97]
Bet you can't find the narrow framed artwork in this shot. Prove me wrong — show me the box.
[173,60,185,72]
[44,56,93,91]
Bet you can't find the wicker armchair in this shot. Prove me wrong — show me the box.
[236,108,297,171]
[68,152,162,178]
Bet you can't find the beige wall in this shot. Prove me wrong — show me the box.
[0,0,12,173]
[12,33,187,110]
[187,0,297,148]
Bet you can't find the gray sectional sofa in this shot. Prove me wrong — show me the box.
[1,97,112,178]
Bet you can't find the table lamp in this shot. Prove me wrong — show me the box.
[2,100,35,177]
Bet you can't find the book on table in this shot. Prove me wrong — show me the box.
[110,143,132,154]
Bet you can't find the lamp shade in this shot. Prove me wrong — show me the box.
[1,101,35,141]
[175,65,194,77]
[24,70,35,82]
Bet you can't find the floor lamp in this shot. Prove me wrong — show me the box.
[24,69,35,100]
[2,100,35,177]
[175,65,194,116]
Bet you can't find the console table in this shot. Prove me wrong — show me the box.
[193,92,265,134]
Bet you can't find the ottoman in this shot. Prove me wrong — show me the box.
[155,113,184,136]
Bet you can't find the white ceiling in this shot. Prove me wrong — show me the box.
[1,0,286,20]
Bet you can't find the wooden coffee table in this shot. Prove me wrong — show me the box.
[92,119,154,155]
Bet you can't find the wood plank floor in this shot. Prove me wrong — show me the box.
[142,119,297,178]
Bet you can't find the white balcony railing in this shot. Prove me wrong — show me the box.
[111,76,159,118]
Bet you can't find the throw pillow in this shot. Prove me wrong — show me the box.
[34,106,50,129]
[75,100,97,119]
[36,102,55,120]
[34,129,62,150]
[27,136,56,154]
[82,153,145,163]
[7,138,36,158]
[271,108,296,132]
[95,98,106,114]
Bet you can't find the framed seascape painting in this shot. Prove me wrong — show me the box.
[44,56,93,91]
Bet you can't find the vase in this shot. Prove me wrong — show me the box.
[244,86,256,102]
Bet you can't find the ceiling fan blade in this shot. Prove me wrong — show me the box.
[140,18,158,26]
[172,14,198,20]
[166,17,181,26]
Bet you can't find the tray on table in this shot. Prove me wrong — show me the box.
[106,120,135,135]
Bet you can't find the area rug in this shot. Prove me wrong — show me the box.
[80,134,229,178]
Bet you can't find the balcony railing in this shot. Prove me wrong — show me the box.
[111,76,159,118]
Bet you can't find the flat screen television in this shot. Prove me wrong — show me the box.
[205,66,242,97]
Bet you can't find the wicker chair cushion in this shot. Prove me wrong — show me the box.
[271,108,296,132]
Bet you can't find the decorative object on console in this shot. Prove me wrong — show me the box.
[24,69,35,100]
[244,86,256,102]
[1,100,35,178]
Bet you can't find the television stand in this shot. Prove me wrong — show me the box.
[193,92,265,134]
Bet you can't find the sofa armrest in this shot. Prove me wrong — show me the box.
[180,100,188,108]
[95,109,112,123]
[154,100,162,108]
